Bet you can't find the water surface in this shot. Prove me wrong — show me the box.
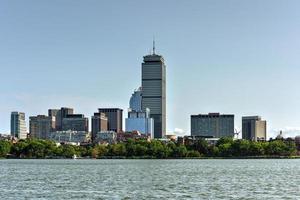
[0,159,299,199]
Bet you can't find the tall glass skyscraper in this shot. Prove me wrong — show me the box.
[141,46,166,138]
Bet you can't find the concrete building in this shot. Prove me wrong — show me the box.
[242,116,267,141]
[62,114,89,132]
[91,112,108,141]
[48,107,74,131]
[29,115,55,139]
[97,108,123,133]
[10,112,27,139]
[141,44,166,138]
[191,113,234,138]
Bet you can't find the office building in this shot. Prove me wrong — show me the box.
[62,114,88,132]
[126,109,154,138]
[242,116,267,141]
[91,112,108,141]
[141,43,166,138]
[10,112,27,139]
[130,87,142,112]
[125,88,154,137]
[191,113,234,138]
[29,115,55,139]
[48,107,74,131]
[97,108,123,133]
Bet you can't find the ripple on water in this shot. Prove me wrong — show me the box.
[0,159,300,199]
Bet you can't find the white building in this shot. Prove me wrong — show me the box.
[11,111,27,139]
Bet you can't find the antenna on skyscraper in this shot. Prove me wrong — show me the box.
[152,36,155,55]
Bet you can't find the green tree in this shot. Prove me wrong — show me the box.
[0,140,12,158]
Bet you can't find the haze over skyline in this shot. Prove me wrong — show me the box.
[1,0,300,138]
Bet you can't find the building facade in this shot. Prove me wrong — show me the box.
[242,116,267,141]
[191,113,234,138]
[97,108,123,133]
[48,107,74,131]
[141,50,166,138]
[48,130,90,143]
[10,112,27,139]
[91,112,108,141]
[125,109,154,138]
[62,114,89,132]
[29,115,55,139]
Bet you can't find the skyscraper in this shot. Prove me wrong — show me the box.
[242,116,267,141]
[10,112,27,139]
[191,113,234,138]
[141,42,166,138]
[97,108,123,133]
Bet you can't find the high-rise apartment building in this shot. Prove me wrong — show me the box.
[29,115,55,139]
[141,45,166,138]
[191,113,234,138]
[242,116,267,141]
[91,112,108,141]
[98,108,123,133]
[10,112,27,139]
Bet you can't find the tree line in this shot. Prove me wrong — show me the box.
[0,137,297,159]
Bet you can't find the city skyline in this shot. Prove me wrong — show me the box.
[2,1,300,138]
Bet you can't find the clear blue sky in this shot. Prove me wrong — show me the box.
[1,0,300,138]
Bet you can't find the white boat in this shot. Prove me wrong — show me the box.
[72,154,77,160]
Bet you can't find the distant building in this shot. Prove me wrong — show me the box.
[242,116,267,141]
[126,109,154,138]
[130,87,143,112]
[48,107,74,131]
[48,130,90,143]
[98,108,123,133]
[141,46,166,138]
[29,115,55,139]
[62,114,89,132]
[11,112,27,139]
[191,113,234,138]
[126,88,154,138]
[117,131,151,143]
[91,112,108,141]
[94,131,117,144]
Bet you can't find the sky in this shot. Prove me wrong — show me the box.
[1,0,300,138]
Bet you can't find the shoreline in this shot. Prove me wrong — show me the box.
[2,156,300,159]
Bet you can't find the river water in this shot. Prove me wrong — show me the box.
[0,159,299,199]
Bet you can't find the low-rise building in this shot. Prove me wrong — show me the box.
[48,130,90,143]
[117,131,151,142]
[94,131,117,144]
